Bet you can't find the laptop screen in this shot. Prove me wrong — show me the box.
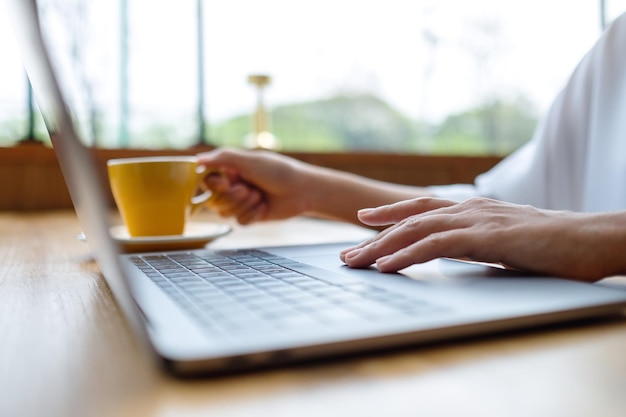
[6,0,152,348]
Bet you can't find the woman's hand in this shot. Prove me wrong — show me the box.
[197,148,312,224]
[340,197,626,281]
[197,147,433,225]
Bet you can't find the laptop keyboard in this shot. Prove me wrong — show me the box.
[130,249,441,339]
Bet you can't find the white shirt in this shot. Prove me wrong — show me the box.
[431,11,626,213]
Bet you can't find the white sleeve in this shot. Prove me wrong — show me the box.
[428,85,574,208]
[428,183,479,202]
[472,63,590,210]
[430,11,626,211]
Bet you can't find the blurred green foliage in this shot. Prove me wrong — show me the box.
[1,93,538,155]
[211,93,538,155]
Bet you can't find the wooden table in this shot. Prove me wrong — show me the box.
[2,210,626,417]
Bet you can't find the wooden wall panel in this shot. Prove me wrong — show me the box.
[0,144,73,211]
[0,144,502,211]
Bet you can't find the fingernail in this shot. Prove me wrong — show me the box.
[358,208,375,216]
[376,255,392,270]
[344,248,361,259]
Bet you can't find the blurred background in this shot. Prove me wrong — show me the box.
[1,0,625,155]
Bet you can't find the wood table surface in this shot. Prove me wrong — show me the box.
[2,210,626,417]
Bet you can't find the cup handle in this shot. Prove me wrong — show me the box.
[190,165,219,214]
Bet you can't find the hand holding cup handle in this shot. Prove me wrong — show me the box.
[191,165,221,213]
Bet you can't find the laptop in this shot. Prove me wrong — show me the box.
[8,0,626,377]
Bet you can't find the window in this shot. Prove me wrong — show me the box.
[0,4,48,146]
[1,0,625,154]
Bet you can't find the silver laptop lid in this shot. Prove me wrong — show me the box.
[9,0,626,378]
[5,0,152,348]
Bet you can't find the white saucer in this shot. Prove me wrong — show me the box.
[109,222,232,253]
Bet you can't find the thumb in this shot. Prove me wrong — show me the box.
[203,171,233,193]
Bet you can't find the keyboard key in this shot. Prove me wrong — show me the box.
[134,249,441,340]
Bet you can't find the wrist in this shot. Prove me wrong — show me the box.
[298,164,339,216]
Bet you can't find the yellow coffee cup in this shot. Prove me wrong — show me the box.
[107,156,212,237]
